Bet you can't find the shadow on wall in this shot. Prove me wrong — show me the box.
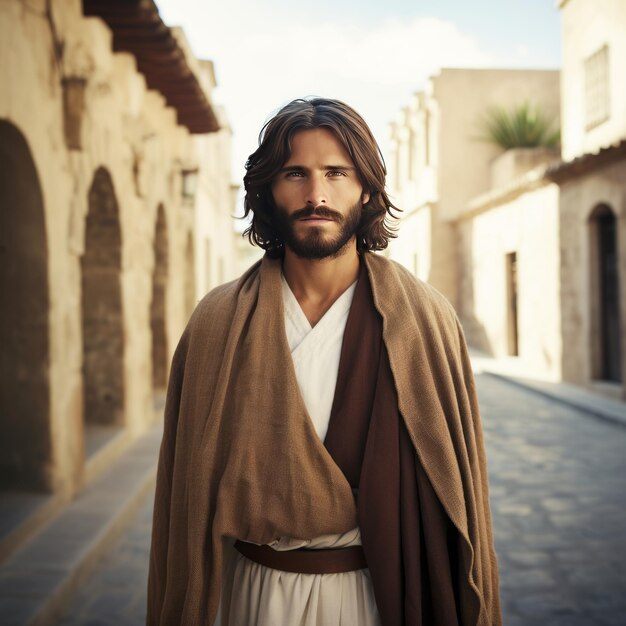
[456,219,495,357]
[462,315,495,357]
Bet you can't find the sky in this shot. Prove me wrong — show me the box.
[156,0,561,199]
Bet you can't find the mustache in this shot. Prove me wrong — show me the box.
[290,206,343,221]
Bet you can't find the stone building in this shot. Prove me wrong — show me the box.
[0,0,235,551]
[388,68,560,308]
[546,0,626,397]
[388,0,626,399]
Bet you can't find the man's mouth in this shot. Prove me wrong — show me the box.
[292,207,341,223]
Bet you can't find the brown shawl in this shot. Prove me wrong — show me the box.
[147,252,501,626]
[325,261,461,625]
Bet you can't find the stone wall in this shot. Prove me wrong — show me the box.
[0,0,227,497]
[558,160,626,398]
[193,102,239,299]
[457,183,562,379]
[560,0,626,160]
[491,148,561,189]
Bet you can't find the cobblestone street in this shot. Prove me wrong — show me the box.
[54,374,626,625]
[482,375,626,626]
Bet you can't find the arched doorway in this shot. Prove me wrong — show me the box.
[82,168,125,427]
[185,232,197,318]
[0,121,51,491]
[150,204,168,390]
[589,204,621,382]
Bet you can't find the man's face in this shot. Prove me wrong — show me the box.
[271,128,370,259]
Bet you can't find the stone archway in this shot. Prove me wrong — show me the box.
[150,204,168,390]
[589,203,621,382]
[185,232,197,318]
[0,120,51,491]
[82,168,125,426]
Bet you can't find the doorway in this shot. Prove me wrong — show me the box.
[505,251,519,357]
[589,204,621,382]
[0,121,51,491]
[81,168,125,430]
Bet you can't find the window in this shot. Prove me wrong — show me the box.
[584,45,610,130]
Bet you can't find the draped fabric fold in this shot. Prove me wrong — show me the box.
[325,262,460,625]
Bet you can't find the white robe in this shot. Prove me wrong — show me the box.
[218,276,381,626]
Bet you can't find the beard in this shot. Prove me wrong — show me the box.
[272,201,362,260]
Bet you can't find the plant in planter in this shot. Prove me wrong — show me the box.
[476,101,560,149]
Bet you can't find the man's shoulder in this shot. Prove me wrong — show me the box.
[365,253,458,321]
[188,259,262,329]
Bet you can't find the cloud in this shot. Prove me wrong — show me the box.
[158,2,494,184]
[215,17,491,172]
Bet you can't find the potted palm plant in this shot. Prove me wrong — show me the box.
[477,101,561,188]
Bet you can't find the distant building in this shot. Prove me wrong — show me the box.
[388,0,626,400]
[388,68,560,308]
[0,0,236,549]
[547,0,626,396]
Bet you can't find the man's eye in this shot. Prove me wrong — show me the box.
[328,170,347,177]
[286,171,304,178]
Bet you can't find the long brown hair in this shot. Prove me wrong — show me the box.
[243,98,400,257]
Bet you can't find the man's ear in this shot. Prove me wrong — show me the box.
[362,191,371,204]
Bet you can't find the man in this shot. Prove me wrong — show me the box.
[147,98,501,626]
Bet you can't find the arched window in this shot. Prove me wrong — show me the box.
[589,204,621,382]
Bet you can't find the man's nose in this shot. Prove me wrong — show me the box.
[304,175,327,205]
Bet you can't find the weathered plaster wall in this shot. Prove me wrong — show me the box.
[194,104,239,301]
[388,204,432,284]
[0,0,219,495]
[560,0,626,160]
[458,183,562,379]
[558,160,626,396]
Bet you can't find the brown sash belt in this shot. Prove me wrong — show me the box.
[234,540,367,574]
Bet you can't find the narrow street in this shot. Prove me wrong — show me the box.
[55,374,626,626]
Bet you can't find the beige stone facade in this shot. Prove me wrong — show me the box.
[388,68,560,305]
[456,164,562,380]
[552,158,626,397]
[192,99,241,301]
[388,0,626,399]
[559,0,626,161]
[551,0,626,398]
[0,0,235,515]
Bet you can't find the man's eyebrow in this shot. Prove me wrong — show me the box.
[321,165,355,171]
[277,164,356,173]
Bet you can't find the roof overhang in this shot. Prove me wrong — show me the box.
[83,0,220,134]
[545,140,626,184]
